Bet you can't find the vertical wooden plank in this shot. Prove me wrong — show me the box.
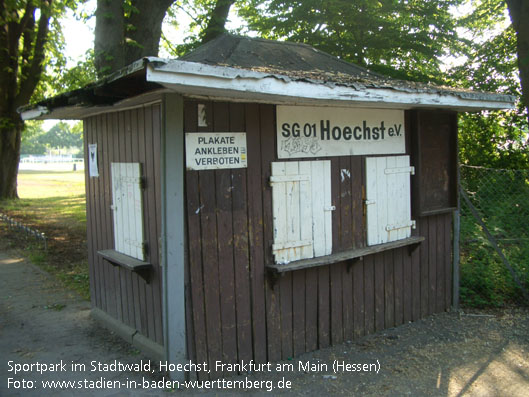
[342,263,354,341]
[299,162,313,260]
[245,103,267,364]
[428,215,437,315]
[402,246,413,324]
[271,162,288,264]
[292,269,306,356]
[330,261,343,345]
[317,265,330,348]
[84,118,98,309]
[363,255,375,335]
[340,157,354,341]
[365,157,379,246]
[385,156,399,242]
[260,104,281,363]
[95,115,109,314]
[116,112,130,326]
[136,109,150,337]
[122,111,137,328]
[374,252,385,331]
[445,213,453,311]
[419,216,429,318]
[394,247,403,327]
[229,102,253,365]
[376,156,389,244]
[292,162,306,357]
[129,109,147,336]
[353,259,364,338]
[436,213,446,313]
[138,105,156,341]
[102,114,118,320]
[323,160,333,255]
[351,156,364,249]
[259,105,281,361]
[320,157,338,348]
[285,161,302,262]
[199,169,223,378]
[384,250,395,328]
[109,113,124,323]
[212,102,238,370]
[411,234,421,321]
[311,161,326,257]
[280,273,293,359]
[339,157,353,249]
[305,267,318,351]
[330,158,342,344]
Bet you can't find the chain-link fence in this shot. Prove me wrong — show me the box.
[459,164,529,307]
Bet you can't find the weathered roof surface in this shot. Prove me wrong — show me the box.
[180,34,380,81]
[18,34,515,120]
[178,34,513,104]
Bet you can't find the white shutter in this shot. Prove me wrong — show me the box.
[365,155,414,246]
[271,160,332,264]
[111,163,145,260]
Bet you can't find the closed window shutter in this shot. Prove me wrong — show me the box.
[271,160,332,264]
[111,163,145,260]
[365,155,414,246]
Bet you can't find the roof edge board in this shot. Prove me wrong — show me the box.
[146,63,515,111]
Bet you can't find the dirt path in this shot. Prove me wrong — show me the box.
[1,245,528,396]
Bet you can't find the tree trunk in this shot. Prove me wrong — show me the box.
[124,0,175,66]
[506,0,529,122]
[94,0,125,77]
[0,114,23,199]
[201,0,236,44]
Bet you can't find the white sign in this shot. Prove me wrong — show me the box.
[277,106,406,158]
[186,132,247,170]
[88,144,99,177]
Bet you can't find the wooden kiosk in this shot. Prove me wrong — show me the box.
[20,34,514,380]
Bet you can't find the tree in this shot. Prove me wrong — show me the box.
[0,0,74,199]
[505,0,529,122]
[451,0,528,168]
[94,0,236,77]
[237,0,466,84]
[21,121,47,155]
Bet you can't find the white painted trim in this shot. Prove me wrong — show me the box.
[20,106,48,120]
[146,61,514,112]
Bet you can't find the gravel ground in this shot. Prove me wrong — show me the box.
[1,243,528,396]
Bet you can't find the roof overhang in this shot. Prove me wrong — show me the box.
[19,57,515,121]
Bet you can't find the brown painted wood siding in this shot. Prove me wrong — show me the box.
[84,103,163,345]
[184,100,453,379]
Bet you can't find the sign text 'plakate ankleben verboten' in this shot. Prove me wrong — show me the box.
[186,132,247,170]
[276,106,406,158]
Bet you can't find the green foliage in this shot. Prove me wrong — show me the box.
[21,121,47,155]
[21,121,83,155]
[236,0,465,83]
[460,166,529,307]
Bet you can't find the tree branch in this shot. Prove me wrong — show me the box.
[16,0,53,107]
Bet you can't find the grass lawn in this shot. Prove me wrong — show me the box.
[0,169,89,300]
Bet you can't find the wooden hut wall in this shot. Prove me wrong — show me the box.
[184,100,453,379]
[84,103,163,345]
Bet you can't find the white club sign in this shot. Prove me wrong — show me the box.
[186,132,247,170]
[276,106,406,158]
